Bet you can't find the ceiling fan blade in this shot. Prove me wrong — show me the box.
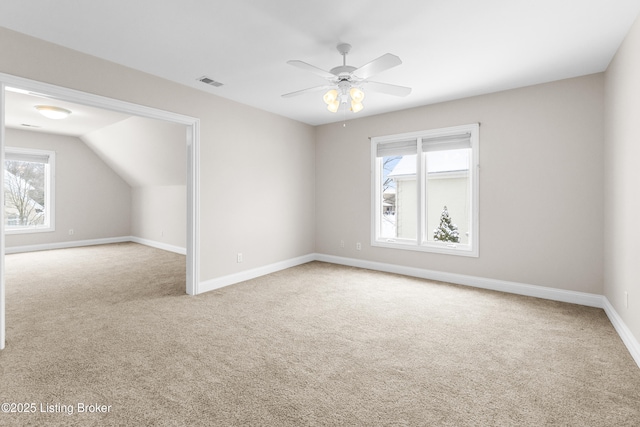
[365,81,412,97]
[287,60,336,79]
[352,53,402,80]
[281,85,334,98]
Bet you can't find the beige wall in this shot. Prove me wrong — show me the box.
[0,27,317,281]
[316,74,604,293]
[131,185,186,249]
[604,15,640,346]
[82,115,188,251]
[4,128,131,247]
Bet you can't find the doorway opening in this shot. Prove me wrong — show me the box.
[0,73,201,350]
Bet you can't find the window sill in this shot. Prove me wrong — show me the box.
[372,239,478,257]
[5,226,55,235]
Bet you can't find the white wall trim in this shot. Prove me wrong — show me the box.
[0,84,5,350]
[602,297,640,368]
[185,121,200,295]
[315,253,605,307]
[129,236,186,255]
[4,236,132,254]
[198,254,317,294]
[4,236,186,255]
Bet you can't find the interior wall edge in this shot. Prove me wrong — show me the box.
[603,297,640,369]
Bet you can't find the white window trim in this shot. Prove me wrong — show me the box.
[371,123,479,257]
[4,147,56,234]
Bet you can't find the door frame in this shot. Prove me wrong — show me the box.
[0,73,201,350]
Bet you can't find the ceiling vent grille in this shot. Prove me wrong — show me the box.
[197,76,224,87]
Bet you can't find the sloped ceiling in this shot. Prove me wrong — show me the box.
[4,90,186,188]
[81,116,186,188]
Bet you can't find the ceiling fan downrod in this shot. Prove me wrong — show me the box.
[330,44,357,77]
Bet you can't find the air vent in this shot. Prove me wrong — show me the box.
[197,76,224,87]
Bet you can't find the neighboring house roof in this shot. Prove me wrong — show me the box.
[388,156,416,179]
[3,169,45,212]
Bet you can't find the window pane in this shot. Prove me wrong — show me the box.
[380,154,417,240]
[425,149,470,244]
[372,124,479,256]
[4,159,48,228]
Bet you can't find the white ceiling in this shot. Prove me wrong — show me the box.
[1,0,640,126]
[4,90,131,137]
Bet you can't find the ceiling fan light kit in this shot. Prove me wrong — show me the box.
[323,80,365,112]
[283,43,411,115]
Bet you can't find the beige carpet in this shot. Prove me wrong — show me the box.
[0,242,639,426]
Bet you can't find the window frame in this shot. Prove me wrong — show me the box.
[371,123,479,257]
[4,146,56,234]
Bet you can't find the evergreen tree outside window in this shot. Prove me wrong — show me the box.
[433,206,460,243]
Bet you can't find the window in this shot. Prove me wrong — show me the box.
[371,123,479,256]
[4,147,55,234]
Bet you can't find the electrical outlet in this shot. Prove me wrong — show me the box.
[340,240,345,248]
[237,253,243,263]
[356,242,362,250]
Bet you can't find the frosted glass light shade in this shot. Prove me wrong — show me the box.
[35,105,71,120]
[349,87,365,103]
[327,100,340,113]
[323,89,338,104]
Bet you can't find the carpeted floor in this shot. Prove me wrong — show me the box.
[1,242,639,426]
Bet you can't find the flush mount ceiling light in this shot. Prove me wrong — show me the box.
[35,105,72,120]
[282,43,411,114]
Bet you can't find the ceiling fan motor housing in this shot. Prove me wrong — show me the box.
[330,65,357,78]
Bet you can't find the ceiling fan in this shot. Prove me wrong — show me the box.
[282,43,411,113]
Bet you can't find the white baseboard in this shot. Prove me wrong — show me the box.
[5,236,186,255]
[198,254,316,294]
[315,254,605,307]
[4,236,131,254]
[602,297,640,368]
[128,237,186,255]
